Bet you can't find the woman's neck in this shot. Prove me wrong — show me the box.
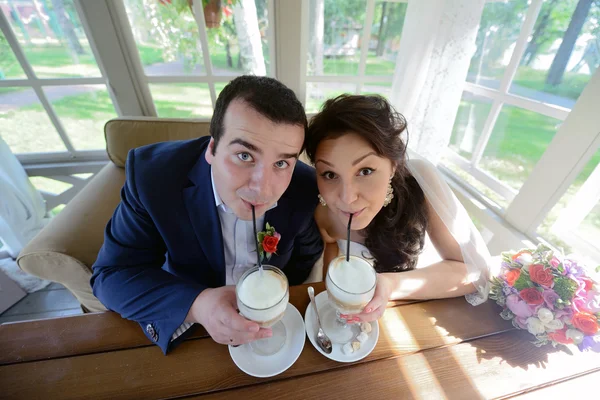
[329,209,367,244]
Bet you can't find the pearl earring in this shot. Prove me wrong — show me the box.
[383,177,394,207]
[318,193,327,207]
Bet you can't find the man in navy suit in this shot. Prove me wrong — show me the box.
[91,76,323,354]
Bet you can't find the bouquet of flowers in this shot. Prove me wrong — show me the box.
[489,244,600,352]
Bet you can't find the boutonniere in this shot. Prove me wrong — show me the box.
[257,222,281,261]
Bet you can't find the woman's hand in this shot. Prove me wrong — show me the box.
[342,273,394,323]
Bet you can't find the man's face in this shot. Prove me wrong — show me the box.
[205,99,305,220]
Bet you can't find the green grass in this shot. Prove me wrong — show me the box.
[149,83,213,118]
[0,44,164,89]
[3,43,597,189]
[0,49,27,79]
[137,46,164,67]
[450,98,600,189]
[309,53,396,76]
[5,88,117,152]
[0,87,28,95]
[470,63,593,101]
[512,67,591,101]
[22,89,115,119]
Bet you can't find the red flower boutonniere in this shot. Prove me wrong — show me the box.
[257,223,280,261]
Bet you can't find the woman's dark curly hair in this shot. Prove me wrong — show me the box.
[305,94,428,272]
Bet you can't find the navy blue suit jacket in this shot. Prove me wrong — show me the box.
[91,137,323,353]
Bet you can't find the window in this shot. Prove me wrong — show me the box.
[443,0,599,208]
[0,0,118,158]
[122,0,273,118]
[538,146,600,265]
[305,0,407,113]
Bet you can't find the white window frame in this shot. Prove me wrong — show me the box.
[0,4,118,164]
[98,0,279,120]
[2,0,598,255]
[302,0,408,100]
[441,0,600,247]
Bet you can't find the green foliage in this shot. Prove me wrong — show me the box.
[450,95,600,187]
[371,2,407,45]
[553,277,579,301]
[125,0,202,72]
[323,0,366,44]
[471,0,529,71]
[471,0,599,78]
[512,66,591,100]
[522,0,579,63]
[513,272,531,291]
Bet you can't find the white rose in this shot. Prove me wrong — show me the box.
[537,308,553,324]
[517,252,533,266]
[566,329,584,345]
[526,317,546,335]
[544,319,564,331]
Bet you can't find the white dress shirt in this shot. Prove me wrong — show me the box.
[171,168,277,341]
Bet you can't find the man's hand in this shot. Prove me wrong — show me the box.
[186,286,272,345]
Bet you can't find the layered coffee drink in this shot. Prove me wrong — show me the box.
[237,266,289,328]
[326,255,376,314]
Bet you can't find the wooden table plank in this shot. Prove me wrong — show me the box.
[507,369,600,399]
[0,295,512,400]
[0,282,416,365]
[195,330,600,400]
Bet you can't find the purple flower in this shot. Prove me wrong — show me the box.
[506,294,533,318]
[514,316,528,330]
[572,296,588,313]
[501,261,511,269]
[578,335,600,352]
[553,307,573,323]
[542,289,560,310]
[563,258,585,280]
[585,291,600,313]
[502,282,517,296]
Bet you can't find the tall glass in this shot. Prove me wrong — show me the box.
[236,265,289,356]
[324,255,376,343]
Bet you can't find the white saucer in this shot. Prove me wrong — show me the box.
[304,290,379,363]
[229,303,305,378]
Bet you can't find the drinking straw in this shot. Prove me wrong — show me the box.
[251,205,263,275]
[346,213,353,262]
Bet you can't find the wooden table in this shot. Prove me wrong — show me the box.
[0,283,597,399]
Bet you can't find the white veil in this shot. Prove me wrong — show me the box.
[406,150,492,306]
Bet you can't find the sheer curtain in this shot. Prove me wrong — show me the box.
[0,137,48,258]
[390,0,485,164]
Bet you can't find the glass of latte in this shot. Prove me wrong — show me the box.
[236,265,289,356]
[324,255,376,343]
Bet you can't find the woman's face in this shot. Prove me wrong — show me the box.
[314,132,395,230]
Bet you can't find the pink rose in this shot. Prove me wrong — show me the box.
[573,297,588,313]
[529,264,554,288]
[542,290,559,310]
[581,277,594,291]
[519,288,545,305]
[549,257,561,268]
[506,294,534,318]
[514,316,528,329]
[548,328,573,345]
[585,291,600,313]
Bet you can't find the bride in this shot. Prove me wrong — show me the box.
[305,94,493,323]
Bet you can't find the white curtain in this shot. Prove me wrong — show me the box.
[390,0,485,164]
[0,137,48,258]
